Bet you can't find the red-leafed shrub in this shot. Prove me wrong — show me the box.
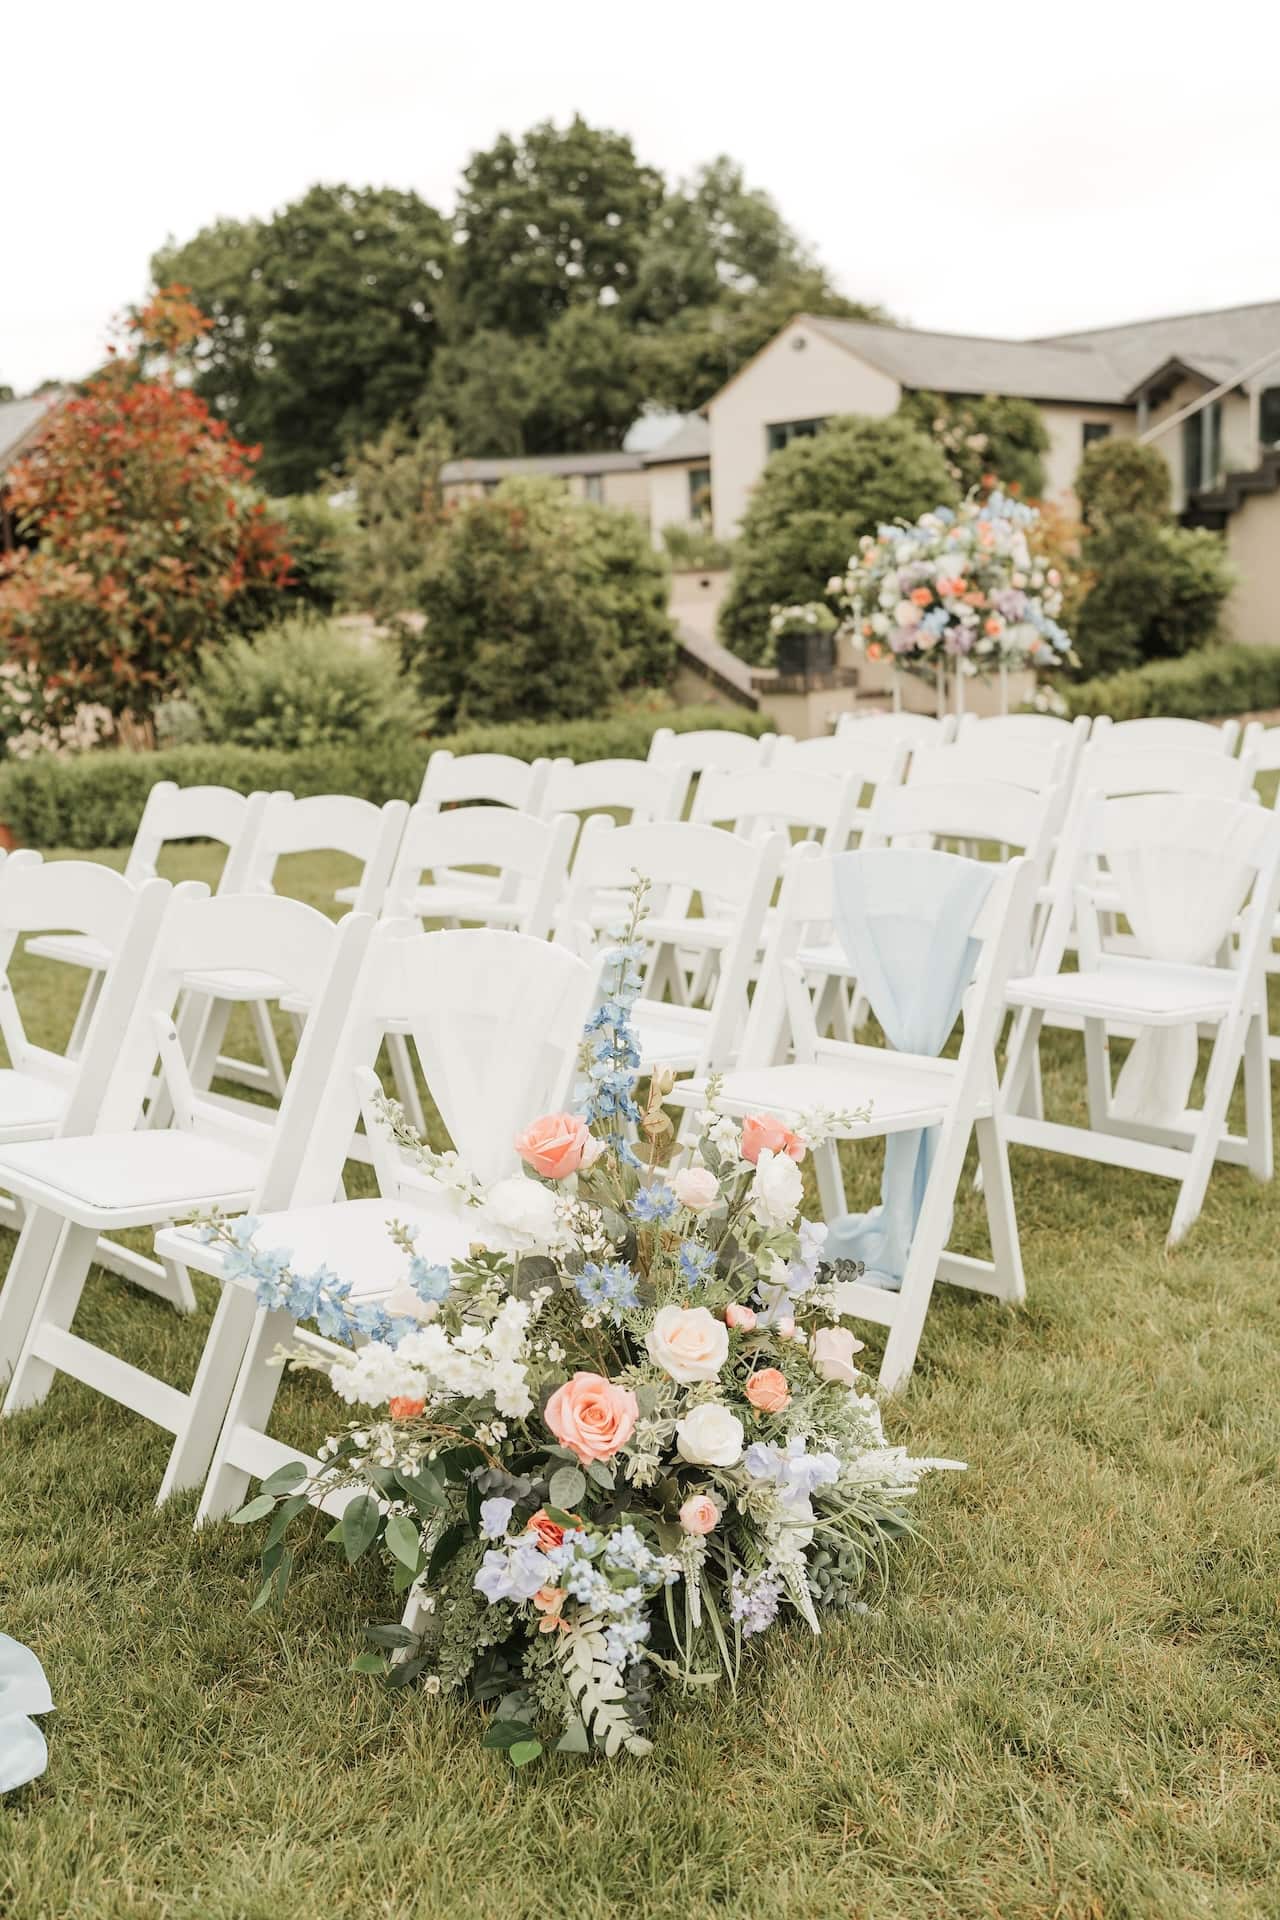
[0,287,292,747]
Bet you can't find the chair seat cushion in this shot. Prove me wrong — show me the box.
[676,1053,966,1136]
[1006,959,1236,1025]
[0,1069,68,1141]
[0,1131,266,1228]
[25,932,111,972]
[157,1195,477,1300]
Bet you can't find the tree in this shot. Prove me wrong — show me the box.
[403,479,675,726]
[452,116,664,337]
[520,307,648,453]
[629,157,813,326]
[153,185,451,492]
[897,391,1049,499]
[0,288,291,746]
[418,330,534,460]
[342,417,451,628]
[1076,437,1171,531]
[718,417,957,662]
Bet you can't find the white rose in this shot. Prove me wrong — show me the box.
[475,1174,560,1252]
[811,1325,865,1387]
[671,1167,720,1212]
[646,1303,728,1384]
[675,1402,744,1467]
[750,1149,803,1231]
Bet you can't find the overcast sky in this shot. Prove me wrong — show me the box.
[5,0,1279,394]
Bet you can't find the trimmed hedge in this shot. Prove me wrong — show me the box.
[0,706,771,850]
[1062,645,1280,723]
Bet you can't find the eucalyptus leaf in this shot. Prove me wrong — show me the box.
[259,1460,308,1495]
[230,1493,276,1526]
[482,1719,539,1751]
[548,1466,587,1509]
[365,1623,418,1649]
[351,1651,387,1675]
[341,1494,381,1565]
[587,1461,615,1490]
[509,1740,543,1767]
[384,1513,422,1571]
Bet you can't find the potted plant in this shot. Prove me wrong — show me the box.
[768,601,838,680]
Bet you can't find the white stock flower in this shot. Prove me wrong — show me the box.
[750,1149,803,1230]
[675,1402,744,1468]
[474,1175,561,1252]
[646,1304,728,1384]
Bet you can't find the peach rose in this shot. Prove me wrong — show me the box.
[388,1395,425,1421]
[514,1111,603,1180]
[744,1367,791,1413]
[533,1586,570,1633]
[525,1507,581,1551]
[724,1302,756,1331]
[740,1113,806,1166]
[679,1493,720,1536]
[543,1371,639,1464]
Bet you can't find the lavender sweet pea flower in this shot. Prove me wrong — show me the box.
[479,1497,516,1541]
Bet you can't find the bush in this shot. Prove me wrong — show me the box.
[1063,644,1280,722]
[718,416,957,662]
[1076,439,1171,531]
[342,420,449,626]
[898,391,1048,498]
[404,478,676,727]
[0,706,769,849]
[188,616,419,751]
[661,525,735,571]
[1072,521,1234,678]
[277,493,356,615]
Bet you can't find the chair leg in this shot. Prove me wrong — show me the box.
[159,1283,260,1506]
[1167,1015,1247,1249]
[1082,1017,1113,1130]
[386,1032,426,1135]
[3,1222,98,1414]
[813,1139,847,1222]
[195,1303,296,1525]
[1242,1008,1273,1184]
[66,969,105,1060]
[974,1115,1025,1305]
[0,1208,69,1383]
[247,1000,288,1099]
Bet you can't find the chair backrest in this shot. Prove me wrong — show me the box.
[541,757,686,827]
[908,738,1069,797]
[0,853,173,1127]
[691,764,862,850]
[770,732,911,789]
[1240,721,1280,776]
[386,803,575,937]
[646,727,775,775]
[99,894,375,1200]
[124,782,268,892]
[246,792,409,914]
[863,778,1058,895]
[296,925,601,1197]
[958,712,1091,753]
[740,841,1035,1072]
[417,750,553,812]
[1075,740,1257,802]
[1090,714,1240,756]
[835,711,959,746]
[556,817,786,1067]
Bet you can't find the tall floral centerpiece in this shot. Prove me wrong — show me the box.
[832,489,1076,715]
[217,890,955,1765]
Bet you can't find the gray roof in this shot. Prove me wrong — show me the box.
[440,450,643,484]
[642,415,712,466]
[1035,299,1280,395]
[0,390,65,472]
[804,315,1128,404]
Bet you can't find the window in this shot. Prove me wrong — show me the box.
[766,418,826,454]
[1182,401,1222,494]
[687,465,712,520]
[1260,388,1280,447]
[1082,422,1112,450]
[583,474,604,504]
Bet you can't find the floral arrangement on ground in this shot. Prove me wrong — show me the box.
[833,488,1076,679]
[215,891,957,1765]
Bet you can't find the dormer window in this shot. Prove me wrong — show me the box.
[1260,388,1280,447]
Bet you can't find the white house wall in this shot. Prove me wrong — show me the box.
[1037,403,1134,501]
[647,463,697,542]
[707,322,900,538]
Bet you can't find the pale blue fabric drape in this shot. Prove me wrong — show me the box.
[823,849,995,1290]
[0,1635,52,1794]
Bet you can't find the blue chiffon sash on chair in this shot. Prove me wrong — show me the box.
[0,1635,52,1794]
[822,849,996,1290]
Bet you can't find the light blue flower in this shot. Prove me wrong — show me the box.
[479,1496,516,1540]
[410,1257,451,1305]
[632,1184,677,1224]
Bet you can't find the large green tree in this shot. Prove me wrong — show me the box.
[629,157,813,325]
[452,116,663,337]
[153,184,450,492]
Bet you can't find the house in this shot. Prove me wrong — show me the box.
[439,449,650,516]
[640,414,712,536]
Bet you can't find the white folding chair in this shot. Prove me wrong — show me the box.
[540,756,686,829]
[26,781,268,1060]
[646,725,776,818]
[154,926,600,1529]
[556,817,784,1075]
[958,711,1091,772]
[1089,714,1240,756]
[669,843,1039,1392]
[184,791,409,1104]
[386,804,574,936]
[835,711,959,747]
[691,764,863,852]
[0,895,374,1503]
[1241,722,1280,1063]
[771,732,911,836]
[1000,793,1280,1247]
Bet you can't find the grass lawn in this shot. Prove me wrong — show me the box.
[2,846,1279,1920]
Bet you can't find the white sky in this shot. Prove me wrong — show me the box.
[5,0,1279,394]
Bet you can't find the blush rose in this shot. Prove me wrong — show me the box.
[543,1371,639,1464]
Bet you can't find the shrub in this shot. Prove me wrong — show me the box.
[1062,645,1280,722]
[188,616,419,750]
[342,419,449,627]
[718,416,957,662]
[661,525,735,571]
[1072,521,1234,678]
[898,391,1048,499]
[404,478,676,727]
[277,493,356,615]
[0,706,769,849]
[1076,439,1171,531]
